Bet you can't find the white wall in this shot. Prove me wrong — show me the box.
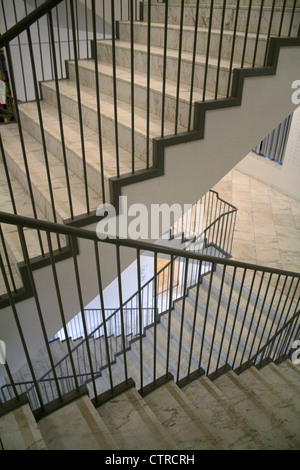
[236,106,300,201]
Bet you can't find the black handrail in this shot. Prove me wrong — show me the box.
[1,210,299,278]
[0,0,64,48]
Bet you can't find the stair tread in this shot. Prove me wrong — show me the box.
[38,394,118,450]
[0,402,47,450]
[97,38,248,70]
[182,374,271,449]
[17,99,146,184]
[1,123,102,221]
[121,20,269,41]
[214,369,300,449]
[72,58,219,103]
[237,366,300,422]
[97,387,176,450]
[41,78,187,138]
[144,380,222,449]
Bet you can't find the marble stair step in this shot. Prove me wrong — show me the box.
[173,295,243,371]
[97,387,177,450]
[201,266,277,347]
[146,310,200,379]
[235,366,300,436]
[1,122,101,223]
[17,100,142,200]
[40,78,184,164]
[114,346,154,390]
[0,153,66,296]
[148,2,299,37]
[275,360,300,391]
[214,369,299,449]
[0,402,47,450]
[96,39,240,97]
[118,20,267,66]
[144,379,222,449]
[130,333,167,381]
[181,373,269,449]
[67,59,215,129]
[224,264,300,320]
[38,394,118,450]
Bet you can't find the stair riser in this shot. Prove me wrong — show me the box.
[147,4,299,37]
[41,82,152,164]
[67,61,193,129]
[118,21,267,67]
[97,42,231,96]
[18,107,110,201]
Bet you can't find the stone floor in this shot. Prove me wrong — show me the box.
[213,167,300,273]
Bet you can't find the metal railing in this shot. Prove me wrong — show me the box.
[0,186,236,302]
[0,211,299,412]
[0,0,299,234]
[169,189,237,256]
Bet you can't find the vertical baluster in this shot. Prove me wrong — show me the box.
[215,0,226,99]
[188,0,200,131]
[70,0,90,214]
[226,269,246,370]
[48,10,74,219]
[19,225,62,406]
[27,27,61,251]
[288,0,297,37]
[137,249,144,393]
[46,231,80,394]
[12,0,27,101]
[175,0,184,134]
[278,0,287,37]
[130,0,135,173]
[273,277,299,359]
[161,0,169,138]
[92,0,106,203]
[94,240,113,390]
[216,266,237,371]
[116,245,128,382]
[226,0,240,97]
[70,236,97,400]
[207,265,226,375]
[176,258,189,382]
[0,135,17,215]
[153,254,158,383]
[241,0,253,68]
[55,5,64,78]
[5,45,45,257]
[0,226,17,294]
[111,0,120,177]
[202,0,214,101]
[198,264,215,371]
[252,0,264,67]
[34,0,45,82]
[187,260,202,377]
[263,0,276,66]
[166,256,174,375]
[146,0,151,167]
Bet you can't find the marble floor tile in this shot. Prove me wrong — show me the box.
[213,168,300,273]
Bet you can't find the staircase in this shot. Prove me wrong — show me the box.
[0,0,300,451]
[1,0,300,305]
[1,254,299,449]
[1,357,299,450]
